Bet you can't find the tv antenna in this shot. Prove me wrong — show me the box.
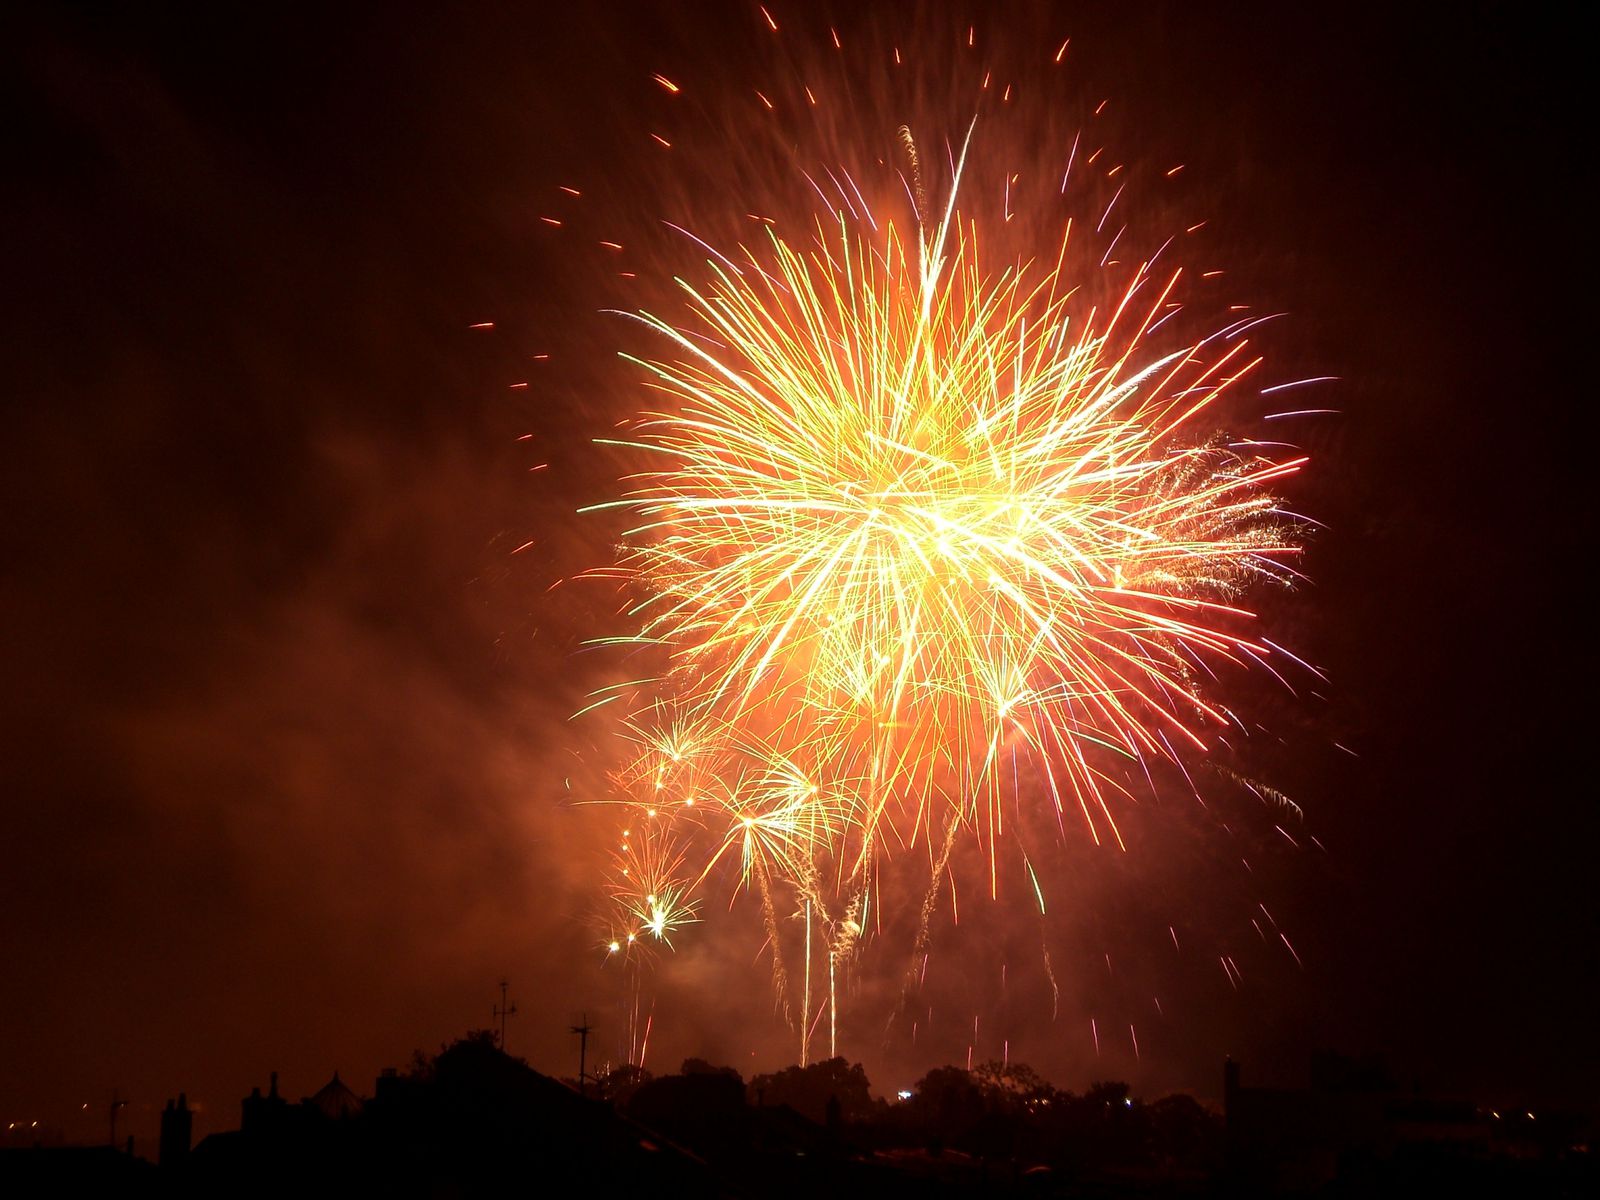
[569,1014,593,1096]
[493,979,518,1053]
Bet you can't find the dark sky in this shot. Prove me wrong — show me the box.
[3,0,1593,1148]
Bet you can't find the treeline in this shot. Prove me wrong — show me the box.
[578,1055,1221,1174]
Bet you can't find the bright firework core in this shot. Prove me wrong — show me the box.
[579,53,1314,1066]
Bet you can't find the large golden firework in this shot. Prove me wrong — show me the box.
[581,92,1308,1060]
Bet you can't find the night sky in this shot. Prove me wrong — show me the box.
[4,0,1593,1149]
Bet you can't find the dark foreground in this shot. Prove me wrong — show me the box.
[2,1037,1591,1197]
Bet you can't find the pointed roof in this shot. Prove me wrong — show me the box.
[308,1071,363,1120]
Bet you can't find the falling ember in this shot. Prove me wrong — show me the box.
[1281,932,1304,968]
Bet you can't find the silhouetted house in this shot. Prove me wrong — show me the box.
[192,1069,339,1187]
[1226,1054,1395,1187]
[1224,1054,1501,1190]
[188,1046,727,1198]
[240,1070,293,1137]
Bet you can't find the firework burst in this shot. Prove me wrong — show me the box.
[568,21,1318,1064]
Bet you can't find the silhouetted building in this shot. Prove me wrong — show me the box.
[185,1042,727,1198]
[1223,1053,1534,1192]
[240,1070,291,1137]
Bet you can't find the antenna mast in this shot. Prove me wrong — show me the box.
[569,1014,593,1096]
[493,979,518,1053]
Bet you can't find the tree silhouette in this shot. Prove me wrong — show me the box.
[905,1066,987,1147]
[680,1057,741,1081]
[1147,1093,1221,1168]
[588,1063,652,1106]
[749,1057,873,1124]
[972,1060,1053,1109]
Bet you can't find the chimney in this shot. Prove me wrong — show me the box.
[159,1093,193,1166]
